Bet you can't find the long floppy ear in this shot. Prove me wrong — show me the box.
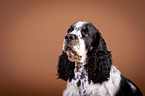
[86,30,112,83]
[57,51,75,81]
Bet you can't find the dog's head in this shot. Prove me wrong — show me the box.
[58,21,112,83]
[63,21,99,63]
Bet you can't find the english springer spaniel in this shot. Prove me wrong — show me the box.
[57,21,142,96]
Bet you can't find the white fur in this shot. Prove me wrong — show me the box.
[75,21,88,28]
[63,65,121,96]
[63,81,79,96]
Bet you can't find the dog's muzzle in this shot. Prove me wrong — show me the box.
[64,34,78,51]
[63,34,81,61]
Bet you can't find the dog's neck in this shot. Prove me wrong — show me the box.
[74,53,87,71]
[75,60,87,72]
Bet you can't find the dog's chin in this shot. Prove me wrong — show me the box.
[64,50,81,62]
[68,55,81,62]
[68,56,76,62]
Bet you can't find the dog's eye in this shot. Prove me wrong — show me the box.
[82,27,89,36]
[68,26,74,33]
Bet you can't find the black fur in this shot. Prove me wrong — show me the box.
[57,51,75,81]
[86,31,112,83]
[115,75,142,96]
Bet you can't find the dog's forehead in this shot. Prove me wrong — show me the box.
[72,21,89,29]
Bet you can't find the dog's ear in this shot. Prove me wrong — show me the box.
[86,30,112,83]
[57,51,75,81]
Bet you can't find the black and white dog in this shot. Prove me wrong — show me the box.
[57,21,142,96]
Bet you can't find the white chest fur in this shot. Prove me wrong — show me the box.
[63,65,121,96]
[73,66,90,95]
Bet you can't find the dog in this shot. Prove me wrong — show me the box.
[57,21,142,96]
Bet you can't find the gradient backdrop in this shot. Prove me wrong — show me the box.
[0,0,145,96]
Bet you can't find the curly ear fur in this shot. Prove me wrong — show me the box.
[57,51,75,81]
[86,31,112,83]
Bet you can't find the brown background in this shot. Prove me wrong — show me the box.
[0,0,145,96]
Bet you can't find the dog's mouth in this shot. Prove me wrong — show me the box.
[65,46,72,51]
[64,45,76,56]
[64,45,81,62]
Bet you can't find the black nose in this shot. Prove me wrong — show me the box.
[65,34,76,41]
